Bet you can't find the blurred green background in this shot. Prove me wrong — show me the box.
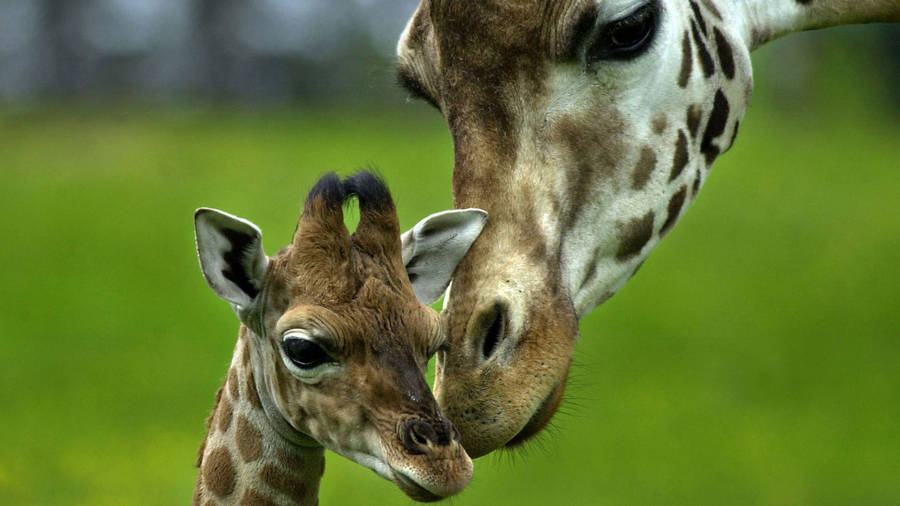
[1,23,899,506]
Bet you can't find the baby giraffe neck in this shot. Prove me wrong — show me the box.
[194,332,325,506]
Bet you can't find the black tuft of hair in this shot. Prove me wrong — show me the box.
[305,172,346,211]
[343,170,394,213]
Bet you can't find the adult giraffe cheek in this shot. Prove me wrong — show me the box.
[435,275,577,458]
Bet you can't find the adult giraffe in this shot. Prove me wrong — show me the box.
[395,0,899,457]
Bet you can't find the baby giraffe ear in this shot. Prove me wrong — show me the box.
[194,208,269,311]
[401,209,488,305]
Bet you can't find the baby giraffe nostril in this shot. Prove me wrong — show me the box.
[401,418,455,455]
[410,425,429,446]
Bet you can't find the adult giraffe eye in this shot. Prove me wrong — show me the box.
[282,335,333,369]
[587,2,659,63]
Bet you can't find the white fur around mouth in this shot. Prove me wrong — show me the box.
[345,450,393,480]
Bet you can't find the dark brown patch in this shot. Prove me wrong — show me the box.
[236,415,263,462]
[691,20,715,77]
[713,28,736,80]
[728,119,741,151]
[631,147,657,190]
[240,488,279,506]
[616,211,655,261]
[219,226,261,299]
[669,130,690,182]
[553,109,625,235]
[700,0,723,20]
[202,447,236,498]
[261,463,310,503]
[277,447,307,470]
[796,0,813,4]
[678,31,693,88]
[246,370,263,410]
[651,115,667,135]
[692,170,702,198]
[228,368,240,400]
[562,3,599,60]
[218,396,233,433]
[701,90,730,165]
[687,104,703,139]
[689,1,708,36]
[661,186,688,236]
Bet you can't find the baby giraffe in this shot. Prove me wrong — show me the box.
[192,171,487,505]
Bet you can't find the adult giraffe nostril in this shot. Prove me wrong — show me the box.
[479,301,507,360]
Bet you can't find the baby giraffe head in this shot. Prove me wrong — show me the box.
[194,172,486,501]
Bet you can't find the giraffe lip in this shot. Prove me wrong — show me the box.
[391,469,443,502]
[504,379,566,449]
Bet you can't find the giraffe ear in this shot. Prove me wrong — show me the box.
[401,209,488,305]
[194,208,269,311]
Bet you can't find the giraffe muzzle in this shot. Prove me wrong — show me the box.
[399,417,461,456]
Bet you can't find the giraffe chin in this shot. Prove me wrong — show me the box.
[391,470,445,503]
[505,375,568,449]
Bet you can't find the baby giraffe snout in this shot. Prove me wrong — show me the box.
[400,417,460,456]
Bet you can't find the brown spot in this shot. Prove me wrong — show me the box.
[701,89,731,165]
[651,115,667,135]
[661,186,688,236]
[692,170,702,198]
[228,368,240,400]
[669,130,690,182]
[616,212,655,261]
[691,20,715,77]
[240,488,279,506]
[246,370,263,410]
[218,396,233,433]
[687,105,703,140]
[631,147,657,190]
[700,0,723,20]
[689,1,708,36]
[236,415,263,462]
[713,28,736,80]
[202,447,236,498]
[678,31,692,88]
[554,108,626,234]
[261,463,310,503]
[728,119,741,152]
[277,447,306,470]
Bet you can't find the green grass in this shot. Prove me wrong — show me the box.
[1,63,898,504]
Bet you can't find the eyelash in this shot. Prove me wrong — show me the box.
[585,2,660,64]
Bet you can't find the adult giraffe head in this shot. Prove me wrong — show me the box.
[396,0,899,457]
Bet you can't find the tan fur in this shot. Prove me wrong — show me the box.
[194,181,472,504]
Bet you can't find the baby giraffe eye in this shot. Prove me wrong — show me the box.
[587,2,659,63]
[282,335,333,369]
